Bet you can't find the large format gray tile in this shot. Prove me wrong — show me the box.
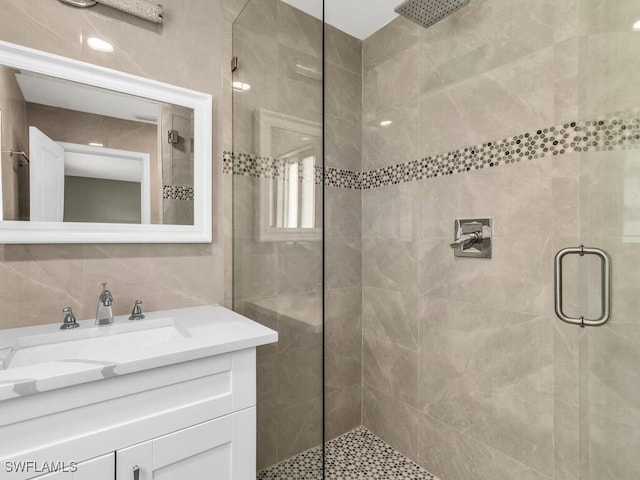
[362,238,418,294]
[276,241,322,295]
[324,286,362,343]
[325,384,362,442]
[325,115,362,171]
[418,357,553,475]
[325,239,363,289]
[325,62,362,125]
[363,16,423,72]
[363,287,419,351]
[276,0,322,59]
[418,414,550,480]
[325,24,362,74]
[277,344,323,409]
[420,296,553,392]
[363,336,419,408]
[276,395,323,461]
[325,187,362,239]
[363,385,421,461]
[325,334,362,394]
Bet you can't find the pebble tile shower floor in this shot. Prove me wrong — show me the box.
[257,426,439,480]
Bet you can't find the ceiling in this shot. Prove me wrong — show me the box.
[16,71,159,125]
[281,0,401,40]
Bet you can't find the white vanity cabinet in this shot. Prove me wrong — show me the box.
[8,349,257,480]
[0,305,278,480]
[31,409,254,480]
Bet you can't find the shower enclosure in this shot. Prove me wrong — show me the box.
[231,0,640,479]
[577,2,640,478]
[231,0,325,477]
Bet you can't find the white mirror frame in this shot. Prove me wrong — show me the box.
[0,40,212,243]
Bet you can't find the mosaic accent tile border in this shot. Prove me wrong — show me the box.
[162,185,194,200]
[258,426,438,480]
[325,166,362,189]
[361,114,640,189]
[225,113,640,190]
[223,151,361,188]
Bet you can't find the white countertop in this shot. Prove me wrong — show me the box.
[0,305,277,401]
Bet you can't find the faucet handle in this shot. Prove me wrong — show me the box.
[99,282,113,306]
[60,306,79,330]
[129,299,145,321]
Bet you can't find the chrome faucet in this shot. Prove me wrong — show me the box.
[129,299,145,321]
[96,282,114,325]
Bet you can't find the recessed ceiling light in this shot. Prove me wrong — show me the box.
[88,142,104,147]
[634,19,640,31]
[87,37,114,52]
[232,81,251,92]
[380,120,393,127]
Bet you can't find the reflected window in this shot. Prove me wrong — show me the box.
[272,152,316,230]
[257,109,321,241]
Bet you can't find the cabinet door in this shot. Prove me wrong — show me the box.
[116,408,255,480]
[117,418,231,480]
[30,453,115,480]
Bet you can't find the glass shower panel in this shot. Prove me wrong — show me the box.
[578,1,640,479]
[232,1,324,478]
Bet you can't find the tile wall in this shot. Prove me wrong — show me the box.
[0,0,226,327]
[359,1,582,479]
[323,23,363,443]
[359,1,640,480]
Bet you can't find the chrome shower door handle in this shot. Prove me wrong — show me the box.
[554,246,611,327]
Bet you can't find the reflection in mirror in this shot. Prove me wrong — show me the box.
[0,66,194,226]
[0,40,211,244]
[257,109,321,241]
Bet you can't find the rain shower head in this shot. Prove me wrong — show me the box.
[394,0,470,29]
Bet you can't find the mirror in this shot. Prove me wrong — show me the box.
[0,40,212,243]
[256,109,321,242]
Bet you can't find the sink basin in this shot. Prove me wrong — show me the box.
[0,318,192,370]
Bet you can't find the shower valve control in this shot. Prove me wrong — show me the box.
[451,218,492,258]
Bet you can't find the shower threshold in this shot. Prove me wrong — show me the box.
[258,425,439,479]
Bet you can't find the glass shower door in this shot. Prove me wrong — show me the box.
[577,1,640,478]
[231,1,324,478]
